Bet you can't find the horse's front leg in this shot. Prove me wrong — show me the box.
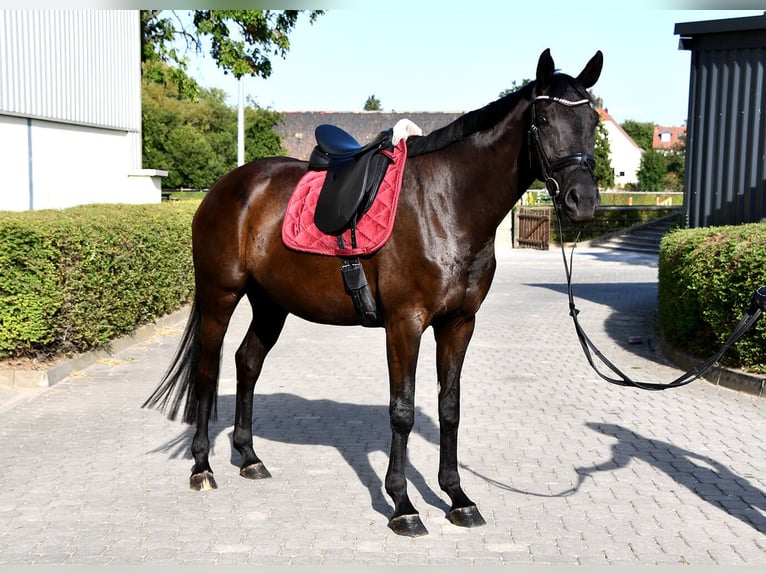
[385,315,428,537]
[434,315,486,528]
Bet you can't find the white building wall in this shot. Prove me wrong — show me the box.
[0,10,161,211]
[602,120,642,188]
[0,115,29,211]
[29,121,134,209]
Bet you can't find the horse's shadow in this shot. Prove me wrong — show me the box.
[577,422,766,535]
[527,281,667,364]
[149,397,766,536]
[460,422,766,536]
[149,392,450,519]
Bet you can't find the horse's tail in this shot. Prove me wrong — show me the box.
[142,295,207,424]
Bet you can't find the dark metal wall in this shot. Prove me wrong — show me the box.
[677,15,766,228]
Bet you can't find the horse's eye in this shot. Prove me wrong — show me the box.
[536,115,548,126]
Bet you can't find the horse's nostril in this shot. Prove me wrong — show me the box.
[565,188,580,208]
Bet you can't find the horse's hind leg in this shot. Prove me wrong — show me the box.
[233,293,288,479]
[434,316,486,528]
[190,290,242,491]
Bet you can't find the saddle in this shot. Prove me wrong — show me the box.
[309,124,394,236]
[307,124,396,327]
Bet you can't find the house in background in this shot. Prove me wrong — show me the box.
[653,125,686,151]
[597,108,642,189]
[0,10,165,211]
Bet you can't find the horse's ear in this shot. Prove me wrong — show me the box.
[536,48,555,89]
[577,50,603,89]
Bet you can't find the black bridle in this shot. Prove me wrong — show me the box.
[527,94,596,200]
[528,93,765,391]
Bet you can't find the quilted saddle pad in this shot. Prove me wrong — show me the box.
[282,138,407,257]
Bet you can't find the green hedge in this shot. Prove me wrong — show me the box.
[658,223,766,373]
[0,202,198,359]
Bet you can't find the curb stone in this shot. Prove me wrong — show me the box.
[660,338,765,398]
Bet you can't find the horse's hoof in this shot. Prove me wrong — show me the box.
[449,505,487,528]
[240,462,272,480]
[190,471,217,491]
[388,514,429,537]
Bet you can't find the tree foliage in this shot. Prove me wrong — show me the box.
[637,149,668,191]
[141,9,323,100]
[621,120,654,151]
[636,140,686,192]
[142,77,285,189]
[593,120,614,189]
[498,79,532,98]
[662,144,686,192]
[364,95,382,111]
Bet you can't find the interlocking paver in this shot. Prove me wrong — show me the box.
[0,246,764,565]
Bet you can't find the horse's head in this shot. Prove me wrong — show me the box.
[528,49,603,222]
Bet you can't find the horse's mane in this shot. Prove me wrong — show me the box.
[405,82,534,158]
[406,74,592,158]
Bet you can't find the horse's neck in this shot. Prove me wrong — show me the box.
[449,108,533,237]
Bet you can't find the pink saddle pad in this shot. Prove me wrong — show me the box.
[282,139,407,256]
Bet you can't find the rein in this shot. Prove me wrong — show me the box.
[528,93,766,390]
[552,198,766,391]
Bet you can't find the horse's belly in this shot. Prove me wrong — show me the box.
[255,251,367,326]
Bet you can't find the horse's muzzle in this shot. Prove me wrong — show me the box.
[561,180,600,223]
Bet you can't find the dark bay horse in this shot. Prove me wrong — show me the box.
[145,48,604,537]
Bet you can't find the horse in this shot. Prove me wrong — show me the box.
[144,48,604,537]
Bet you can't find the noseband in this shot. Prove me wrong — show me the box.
[527,95,596,201]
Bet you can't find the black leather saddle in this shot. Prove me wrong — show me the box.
[309,124,394,236]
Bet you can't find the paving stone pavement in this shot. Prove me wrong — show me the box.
[0,246,764,566]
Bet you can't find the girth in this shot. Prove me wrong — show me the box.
[308,124,394,327]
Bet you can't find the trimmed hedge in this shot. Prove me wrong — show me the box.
[0,202,198,359]
[658,223,766,373]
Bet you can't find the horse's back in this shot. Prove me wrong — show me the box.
[201,156,305,212]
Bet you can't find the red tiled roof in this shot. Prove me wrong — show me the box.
[653,125,686,149]
[598,109,642,151]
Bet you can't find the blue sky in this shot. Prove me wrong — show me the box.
[182,8,763,128]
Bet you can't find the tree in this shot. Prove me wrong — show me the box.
[621,120,654,151]
[637,149,668,191]
[142,78,285,189]
[141,10,323,99]
[142,81,230,188]
[593,120,614,189]
[588,90,604,109]
[364,95,382,111]
[498,79,532,98]
[662,142,686,192]
[245,103,286,159]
